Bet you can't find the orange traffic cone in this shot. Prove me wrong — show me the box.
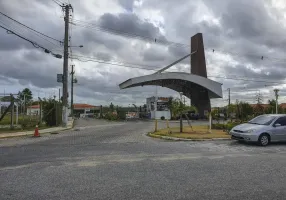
[33,125,40,137]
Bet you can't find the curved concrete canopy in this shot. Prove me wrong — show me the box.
[119,72,223,98]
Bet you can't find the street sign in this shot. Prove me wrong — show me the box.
[57,74,63,83]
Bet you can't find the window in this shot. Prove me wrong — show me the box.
[248,115,276,125]
[274,117,286,126]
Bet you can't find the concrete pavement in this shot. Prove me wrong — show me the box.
[1,119,286,199]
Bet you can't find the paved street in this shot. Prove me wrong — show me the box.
[1,119,286,199]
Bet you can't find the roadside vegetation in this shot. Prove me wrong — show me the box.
[150,126,230,140]
[0,88,61,133]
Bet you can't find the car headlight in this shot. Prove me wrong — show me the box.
[245,129,255,133]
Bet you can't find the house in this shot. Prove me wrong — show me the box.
[73,103,100,117]
[27,105,41,116]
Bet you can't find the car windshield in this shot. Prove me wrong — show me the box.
[248,115,276,125]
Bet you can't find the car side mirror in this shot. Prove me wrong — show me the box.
[275,123,281,127]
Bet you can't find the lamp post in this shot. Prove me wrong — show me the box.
[274,89,279,114]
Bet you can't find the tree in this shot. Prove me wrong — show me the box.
[239,102,253,121]
[0,95,12,102]
[266,99,276,114]
[17,88,33,104]
[169,98,197,119]
[253,104,264,116]
[109,102,114,112]
[169,98,181,119]
[255,92,263,104]
[167,96,173,110]
[42,98,60,126]
[227,104,236,120]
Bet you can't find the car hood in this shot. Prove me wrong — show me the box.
[233,123,267,131]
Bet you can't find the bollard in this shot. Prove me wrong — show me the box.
[155,119,158,132]
[166,120,169,128]
[208,114,212,133]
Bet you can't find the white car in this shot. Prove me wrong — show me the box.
[230,114,286,146]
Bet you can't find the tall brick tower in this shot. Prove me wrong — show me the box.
[190,33,211,117]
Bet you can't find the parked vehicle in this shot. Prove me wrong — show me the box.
[230,114,286,146]
[175,111,199,120]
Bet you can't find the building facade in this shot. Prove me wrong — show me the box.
[73,104,100,118]
[146,96,171,120]
[27,105,41,116]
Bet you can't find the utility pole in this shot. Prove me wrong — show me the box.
[228,88,230,107]
[62,4,72,127]
[274,89,279,114]
[227,88,230,118]
[59,88,61,102]
[70,65,75,118]
[10,94,14,129]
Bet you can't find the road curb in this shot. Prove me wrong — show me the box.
[146,132,231,141]
[0,120,74,139]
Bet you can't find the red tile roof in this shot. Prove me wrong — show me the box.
[73,104,98,109]
[27,105,40,109]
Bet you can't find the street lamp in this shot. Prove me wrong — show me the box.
[274,89,279,114]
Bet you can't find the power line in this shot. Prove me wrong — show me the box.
[0,18,60,49]
[71,18,286,63]
[72,57,156,71]
[0,24,62,58]
[71,19,186,47]
[70,56,285,84]
[51,0,64,6]
[72,54,158,68]
[0,11,63,46]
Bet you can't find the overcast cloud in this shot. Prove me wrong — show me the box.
[0,0,286,107]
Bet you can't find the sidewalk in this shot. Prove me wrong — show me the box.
[0,120,74,139]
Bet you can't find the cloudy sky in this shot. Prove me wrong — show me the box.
[0,0,286,107]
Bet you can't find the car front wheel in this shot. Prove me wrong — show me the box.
[258,133,270,146]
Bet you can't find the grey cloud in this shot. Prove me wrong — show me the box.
[98,13,167,42]
[0,50,62,88]
[143,46,167,62]
[2,0,286,106]
[117,0,135,11]
[81,29,123,51]
[94,52,112,61]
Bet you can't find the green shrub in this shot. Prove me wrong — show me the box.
[117,110,126,120]
[212,123,225,130]
[104,113,118,121]
[212,121,241,131]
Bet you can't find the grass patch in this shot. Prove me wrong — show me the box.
[152,125,231,140]
[0,115,39,125]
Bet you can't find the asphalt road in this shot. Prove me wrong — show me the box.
[1,119,286,199]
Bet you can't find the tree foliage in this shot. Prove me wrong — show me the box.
[17,88,33,104]
[169,98,197,119]
[42,98,61,126]
[109,102,114,112]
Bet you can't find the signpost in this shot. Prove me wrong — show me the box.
[57,74,63,83]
